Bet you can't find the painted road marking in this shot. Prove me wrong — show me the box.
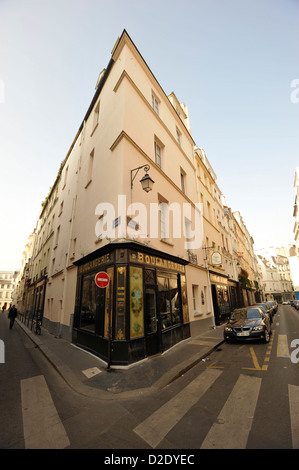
[277,334,290,358]
[288,384,299,449]
[241,331,275,371]
[200,374,262,449]
[242,347,268,371]
[207,361,224,369]
[21,375,70,449]
[134,368,222,448]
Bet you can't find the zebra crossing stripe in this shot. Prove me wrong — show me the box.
[134,368,222,448]
[21,375,70,449]
[277,334,290,358]
[200,374,262,449]
[288,384,299,449]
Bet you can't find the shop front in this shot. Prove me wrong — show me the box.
[72,242,190,366]
[210,273,232,326]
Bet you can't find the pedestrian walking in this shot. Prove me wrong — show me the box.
[2,302,7,313]
[8,305,17,329]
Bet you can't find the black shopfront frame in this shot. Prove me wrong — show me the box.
[72,242,190,366]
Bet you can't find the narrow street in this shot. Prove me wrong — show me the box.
[0,305,298,452]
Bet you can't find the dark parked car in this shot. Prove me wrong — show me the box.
[256,302,273,322]
[293,300,299,310]
[252,303,269,319]
[223,306,271,343]
[267,300,278,314]
[266,301,276,316]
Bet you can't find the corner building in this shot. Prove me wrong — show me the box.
[39,30,213,366]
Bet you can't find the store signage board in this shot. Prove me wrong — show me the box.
[95,271,110,288]
[211,251,222,266]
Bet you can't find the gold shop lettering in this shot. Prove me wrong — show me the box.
[135,252,184,273]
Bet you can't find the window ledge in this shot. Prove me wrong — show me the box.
[160,238,174,247]
[90,123,99,137]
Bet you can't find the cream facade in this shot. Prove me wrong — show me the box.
[0,271,18,310]
[233,211,262,306]
[13,230,35,313]
[256,246,294,302]
[16,30,262,365]
[292,167,299,298]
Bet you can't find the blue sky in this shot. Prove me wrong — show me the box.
[0,0,298,270]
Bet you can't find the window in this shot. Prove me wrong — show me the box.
[160,202,168,240]
[184,217,192,250]
[79,274,97,332]
[152,93,159,115]
[55,226,60,247]
[59,202,63,217]
[176,128,182,146]
[154,141,161,168]
[192,285,198,310]
[94,101,100,128]
[180,169,186,194]
[207,201,211,220]
[158,275,181,329]
[86,148,94,187]
[63,166,69,189]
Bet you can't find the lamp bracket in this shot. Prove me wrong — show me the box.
[131,164,150,188]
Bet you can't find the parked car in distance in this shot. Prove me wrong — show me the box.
[293,300,299,310]
[223,306,271,343]
[267,300,278,313]
[282,300,290,305]
[256,302,273,322]
[252,303,269,318]
[266,301,276,316]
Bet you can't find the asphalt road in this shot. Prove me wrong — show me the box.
[0,304,298,452]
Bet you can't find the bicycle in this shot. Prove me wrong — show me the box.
[33,317,42,335]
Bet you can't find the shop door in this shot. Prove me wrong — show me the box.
[144,285,160,357]
[95,288,106,336]
[211,284,220,326]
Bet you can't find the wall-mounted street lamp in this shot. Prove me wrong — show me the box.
[131,164,154,192]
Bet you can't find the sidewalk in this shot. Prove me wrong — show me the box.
[16,318,225,400]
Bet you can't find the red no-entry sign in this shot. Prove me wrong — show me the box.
[95,271,110,288]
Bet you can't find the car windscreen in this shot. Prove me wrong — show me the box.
[230,309,261,321]
[246,309,262,319]
[259,304,269,310]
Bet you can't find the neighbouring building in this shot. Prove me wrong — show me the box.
[291,167,299,299]
[233,212,262,306]
[14,30,261,366]
[256,246,294,303]
[13,230,36,315]
[0,271,18,311]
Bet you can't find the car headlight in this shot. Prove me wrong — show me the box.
[224,327,233,332]
[252,326,264,331]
